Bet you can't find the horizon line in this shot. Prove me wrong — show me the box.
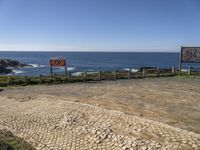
[0,50,180,53]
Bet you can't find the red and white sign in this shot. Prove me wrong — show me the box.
[50,57,67,67]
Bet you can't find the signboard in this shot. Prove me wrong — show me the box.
[181,47,200,63]
[50,58,66,67]
[49,57,67,77]
[179,47,200,75]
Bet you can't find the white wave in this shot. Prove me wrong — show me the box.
[12,69,25,74]
[181,69,188,72]
[68,67,76,71]
[28,64,46,68]
[123,68,139,72]
[72,71,98,76]
[131,69,139,73]
[72,72,83,76]
[28,64,39,68]
[58,67,76,71]
[40,65,45,68]
[123,68,130,71]
[87,71,98,74]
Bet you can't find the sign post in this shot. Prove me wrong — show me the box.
[50,66,53,77]
[50,57,67,77]
[179,47,200,76]
[179,47,183,76]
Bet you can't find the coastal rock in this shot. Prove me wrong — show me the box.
[0,59,32,74]
[0,59,31,68]
[0,66,12,74]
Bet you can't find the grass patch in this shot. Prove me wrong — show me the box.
[0,130,34,150]
[0,70,199,87]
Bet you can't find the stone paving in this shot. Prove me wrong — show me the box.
[0,95,200,150]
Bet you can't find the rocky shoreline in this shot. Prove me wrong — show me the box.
[0,59,32,74]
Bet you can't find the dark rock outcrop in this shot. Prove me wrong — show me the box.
[0,66,13,74]
[0,59,32,74]
[0,59,31,68]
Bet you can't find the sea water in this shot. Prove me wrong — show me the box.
[0,51,197,76]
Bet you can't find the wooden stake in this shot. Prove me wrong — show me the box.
[128,69,131,79]
[84,72,87,78]
[179,47,183,76]
[24,76,27,84]
[69,73,72,79]
[69,73,72,82]
[157,67,160,77]
[98,71,101,81]
[172,66,175,75]
[143,68,146,78]
[188,66,191,76]
[113,70,117,80]
[50,67,53,78]
[64,66,67,77]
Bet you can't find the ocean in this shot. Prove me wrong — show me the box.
[0,51,195,76]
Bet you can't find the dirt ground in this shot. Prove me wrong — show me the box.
[1,77,200,134]
[1,77,200,149]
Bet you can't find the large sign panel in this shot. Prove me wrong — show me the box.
[50,57,66,67]
[181,47,200,63]
[49,57,67,77]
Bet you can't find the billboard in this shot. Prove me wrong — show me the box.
[49,57,67,77]
[50,57,66,67]
[181,47,200,63]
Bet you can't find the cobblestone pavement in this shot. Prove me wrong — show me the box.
[0,95,200,150]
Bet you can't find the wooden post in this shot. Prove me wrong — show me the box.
[113,70,117,80]
[172,66,175,75]
[143,68,146,78]
[179,47,183,76]
[50,67,53,78]
[188,66,191,76]
[24,76,27,84]
[69,73,72,82]
[39,74,42,81]
[64,66,67,77]
[157,67,160,77]
[98,71,101,81]
[64,59,67,77]
[69,73,72,79]
[84,72,87,77]
[128,69,131,79]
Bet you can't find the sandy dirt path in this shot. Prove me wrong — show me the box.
[0,77,200,149]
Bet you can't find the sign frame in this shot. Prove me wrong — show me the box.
[49,57,67,77]
[179,46,200,75]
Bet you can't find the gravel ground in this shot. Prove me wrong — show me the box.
[0,77,200,149]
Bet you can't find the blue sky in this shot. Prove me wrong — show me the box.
[0,0,199,52]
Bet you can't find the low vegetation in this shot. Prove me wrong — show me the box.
[0,69,179,87]
[0,130,34,150]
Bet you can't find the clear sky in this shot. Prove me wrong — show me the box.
[0,0,199,52]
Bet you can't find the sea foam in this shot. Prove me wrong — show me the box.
[58,67,76,71]
[28,64,46,68]
[123,68,139,72]
[12,69,25,74]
